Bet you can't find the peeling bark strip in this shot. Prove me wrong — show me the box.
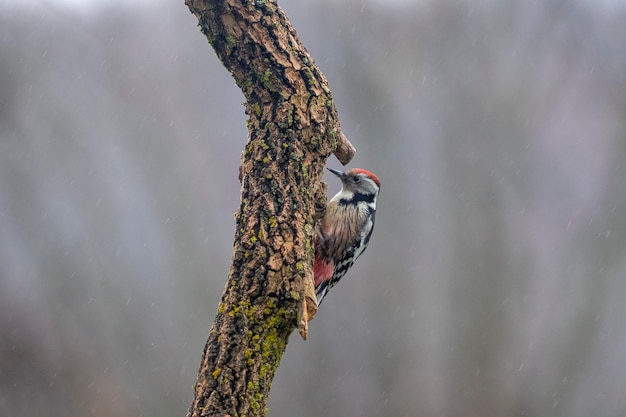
[185,1,354,416]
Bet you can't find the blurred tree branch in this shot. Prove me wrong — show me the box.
[184,0,353,416]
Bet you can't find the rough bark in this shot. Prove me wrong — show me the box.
[184,1,354,416]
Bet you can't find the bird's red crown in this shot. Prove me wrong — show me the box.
[350,168,381,187]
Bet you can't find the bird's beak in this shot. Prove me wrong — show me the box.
[327,168,345,179]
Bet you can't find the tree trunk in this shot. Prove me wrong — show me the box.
[184,1,355,416]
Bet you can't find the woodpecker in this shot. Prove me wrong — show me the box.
[313,167,381,305]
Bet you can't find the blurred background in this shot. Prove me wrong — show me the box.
[2,0,626,416]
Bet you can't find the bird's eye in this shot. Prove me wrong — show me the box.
[353,175,361,183]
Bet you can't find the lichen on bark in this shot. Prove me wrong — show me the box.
[185,1,355,416]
